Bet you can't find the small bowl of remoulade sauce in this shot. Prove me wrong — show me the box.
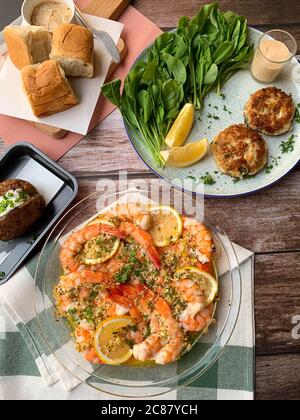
[22,0,76,32]
[251,29,297,83]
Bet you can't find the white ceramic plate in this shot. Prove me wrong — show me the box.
[125,28,300,197]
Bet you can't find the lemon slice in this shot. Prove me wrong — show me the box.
[176,266,218,304]
[148,205,183,247]
[161,138,209,168]
[165,103,195,148]
[94,316,135,365]
[83,220,120,265]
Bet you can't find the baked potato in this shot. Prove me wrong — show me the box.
[0,179,45,241]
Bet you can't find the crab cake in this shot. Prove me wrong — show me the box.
[211,124,267,178]
[244,87,295,136]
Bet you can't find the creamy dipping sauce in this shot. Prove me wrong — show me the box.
[0,189,29,217]
[260,40,290,62]
[31,2,72,31]
[251,39,291,83]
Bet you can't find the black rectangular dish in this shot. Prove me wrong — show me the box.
[0,142,78,285]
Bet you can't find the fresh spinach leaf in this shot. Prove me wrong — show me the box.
[162,52,187,84]
[204,63,218,85]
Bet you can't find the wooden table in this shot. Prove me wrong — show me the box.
[1,0,300,400]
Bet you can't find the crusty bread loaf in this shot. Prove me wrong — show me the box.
[3,25,51,70]
[50,24,94,78]
[21,60,79,117]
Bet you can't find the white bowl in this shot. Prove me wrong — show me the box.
[21,0,76,31]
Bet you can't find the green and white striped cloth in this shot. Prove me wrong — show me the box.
[0,242,254,400]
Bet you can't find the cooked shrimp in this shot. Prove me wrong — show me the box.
[161,218,213,272]
[83,348,102,364]
[59,270,113,290]
[132,334,162,360]
[110,284,161,358]
[59,294,76,313]
[134,296,185,365]
[182,218,213,265]
[101,254,126,277]
[121,204,152,230]
[75,321,93,345]
[110,284,184,364]
[55,206,219,366]
[119,222,161,269]
[174,276,214,332]
[74,321,102,364]
[180,304,214,332]
[109,283,154,323]
[60,223,126,273]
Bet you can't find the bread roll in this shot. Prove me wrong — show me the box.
[50,24,94,78]
[3,25,51,70]
[21,60,79,117]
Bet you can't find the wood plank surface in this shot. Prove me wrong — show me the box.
[132,0,300,54]
[255,253,300,356]
[132,0,300,27]
[256,354,300,400]
[0,0,299,401]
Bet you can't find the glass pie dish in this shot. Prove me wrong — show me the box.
[34,186,242,398]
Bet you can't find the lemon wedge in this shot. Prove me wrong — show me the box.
[148,205,183,247]
[83,220,120,265]
[161,138,209,168]
[94,316,135,365]
[176,266,218,304]
[165,103,195,148]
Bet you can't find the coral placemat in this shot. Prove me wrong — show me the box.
[0,2,162,161]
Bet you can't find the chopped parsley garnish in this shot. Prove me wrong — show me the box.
[89,290,99,302]
[68,308,77,315]
[200,172,216,185]
[115,263,134,284]
[220,93,226,100]
[270,156,280,166]
[280,134,296,153]
[265,156,280,174]
[241,173,257,180]
[83,306,94,324]
[187,173,216,185]
[295,105,300,124]
[145,325,151,338]
[207,112,219,120]
[265,164,274,174]
[115,254,141,284]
